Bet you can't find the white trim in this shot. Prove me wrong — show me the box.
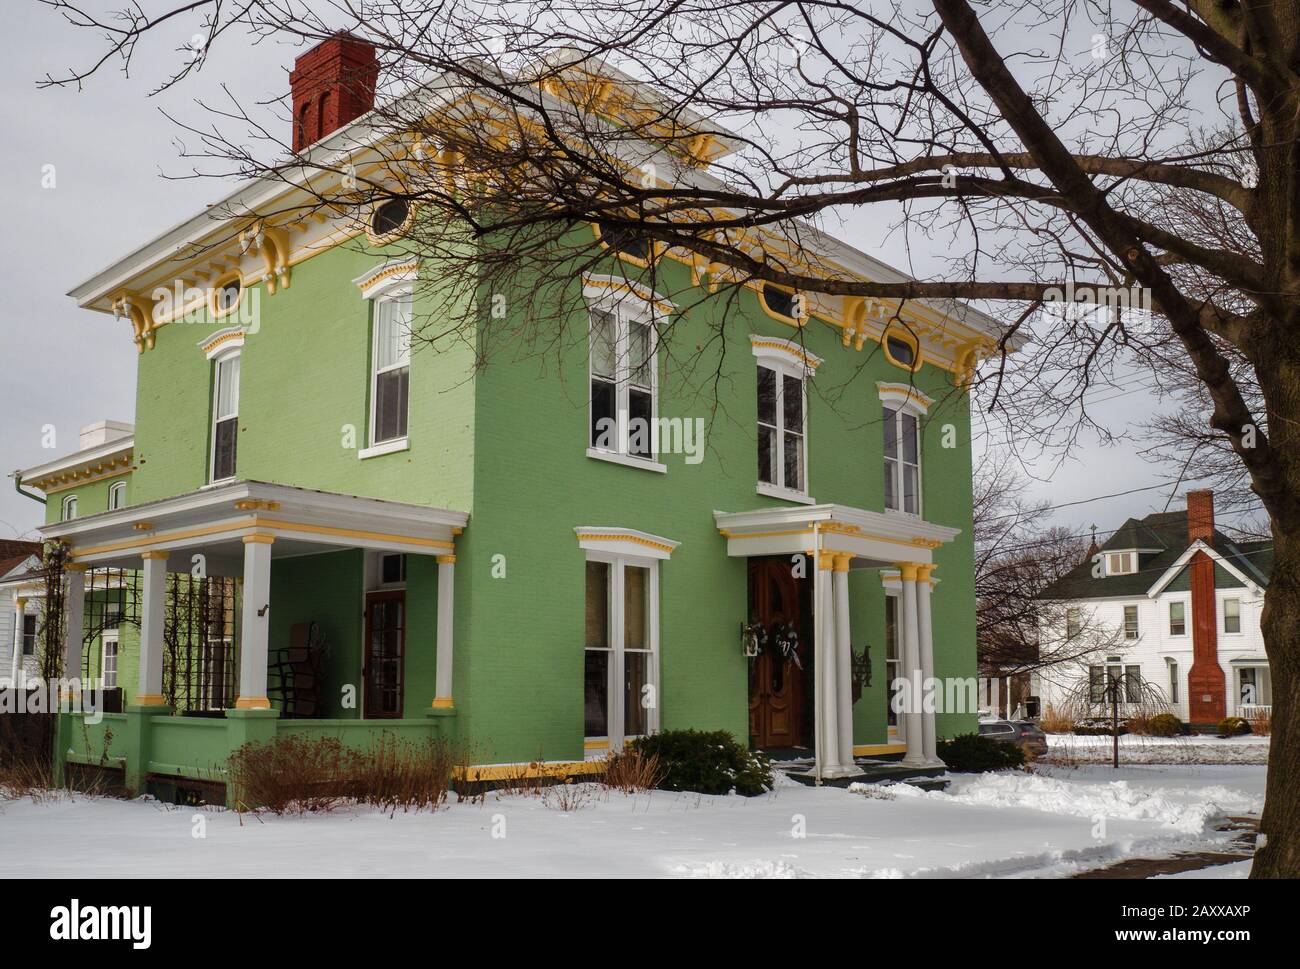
[574,526,679,561]
[750,334,823,374]
[197,327,246,361]
[882,403,922,516]
[108,480,127,511]
[586,447,667,474]
[1146,539,1260,597]
[754,353,811,497]
[585,286,661,465]
[61,494,79,521]
[366,282,413,449]
[876,381,933,415]
[16,436,134,485]
[756,481,816,505]
[359,437,410,461]
[581,274,676,314]
[209,348,241,484]
[354,259,420,300]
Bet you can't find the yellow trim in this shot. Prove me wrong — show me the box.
[255,518,455,551]
[581,276,675,315]
[584,739,610,751]
[750,337,822,372]
[354,258,420,294]
[853,743,908,757]
[897,562,920,582]
[135,694,167,706]
[756,282,808,327]
[242,534,275,545]
[365,199,416,247]
[232,500,280,511]
[436,554,457,565]
[718,526,813,541]
[13,597,26,609]
[235,696,271,710]
[455,760,604,782]
[576,533,677,555]
[916,564,935,582]
[63,563,88,573]
[832,552,853,573]
[882,324,923,372]
[431,697,454,709]
[30,464,133,496]
[817,550,837,571]
[139,550,169,561]
[133,522,154,532]
[207,270,245,320]
[591,220,662,269]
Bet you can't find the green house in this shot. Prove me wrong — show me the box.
[18,37,1005,800]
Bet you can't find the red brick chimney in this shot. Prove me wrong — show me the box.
[1185,490,1225,722]
[289,32,378,152]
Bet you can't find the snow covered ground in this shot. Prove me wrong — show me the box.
[1044,733,1269,765]
[0,764,1264,878]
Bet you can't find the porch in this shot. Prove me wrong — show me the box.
[715,502,962,782]
[42,480,469,802]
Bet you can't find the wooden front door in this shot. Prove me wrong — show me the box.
[747,558,808,749]
[364,591,406,719]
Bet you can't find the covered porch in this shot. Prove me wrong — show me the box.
[715,503,961,782]
[41,480,468,800]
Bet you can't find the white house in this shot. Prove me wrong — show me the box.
[1034,491,1271,725]
[0,541,43,687]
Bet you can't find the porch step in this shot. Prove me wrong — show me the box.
[776,759,948,790]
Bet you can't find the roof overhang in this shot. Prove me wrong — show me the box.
[16,437,134,494]
[1146,539,1260,598]
[713,504,960,566]
[40,480,469,573]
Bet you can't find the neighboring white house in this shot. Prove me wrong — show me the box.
[0,542,43,687]
[1034,491,1271,725]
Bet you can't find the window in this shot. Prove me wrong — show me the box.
[1123,604,1139,639]
[216,279,241,314]
[380,553,406,586]
[1168,660,1179,703]
[210,351,240,482]
[108,480,126,511]
[371,288,411,445]
[589,305,656,462]
[61,494,78,521]
[761,284,799,321]
[882,326,920,370]
[885,593,900,728]
[1088,665,1106,703]
[886,336,914,368]
[883,405,921,514]
[757,363,806,494]
[371,198,410,238]
[1107,552,1136,575]
[583,553,660,749]
[1169,600,1186,636]
[101,635,118,690]
[1090,661,1142,703]
[21,614,36,656]
[1065,608,1081,640]
[1124,665,1142,703]
[597,220,652,263]
[1223,598,1242,634]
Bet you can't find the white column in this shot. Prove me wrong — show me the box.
[899,563,926,767]
[917,565,942,766]
[137,551,168,705]
[817,551,841,776]
[62,567,87,696]
[833,554,856,772]
[10,596,25,686]
[236,536,274,709]
[433,554,455,708]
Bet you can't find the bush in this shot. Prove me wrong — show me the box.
[1038,706,1074,734]
[629,730,772,796]
[936,733,1025,772]
[1217,716,1252,738]
[1146,713,1183,737]
[600,749,666,794]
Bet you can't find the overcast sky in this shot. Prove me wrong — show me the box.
[0,3,1233,544]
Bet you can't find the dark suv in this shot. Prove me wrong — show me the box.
[978,719,1048,756]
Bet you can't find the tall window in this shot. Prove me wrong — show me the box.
[61,495,78,521]
[885,593,900,728]
[210,351,240,482]
[108,480,126,511]
[371,289,411,445]
[1223,598,1242,634]
[1168,660,1179,703]
[584,555,659,748]
[21,614,36,656]
[884,406,920,514]
[1090,662,1142,703]
[589,306,656,461]
[1169,600,1186,636]
[1123,604,1140,639]
[101,636,119,689]
[1065,608,1081,640]
[757,364,806,494]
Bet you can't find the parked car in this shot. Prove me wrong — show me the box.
[977,719,1048,756]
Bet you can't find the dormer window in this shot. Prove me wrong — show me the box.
[1106,551,1137,575]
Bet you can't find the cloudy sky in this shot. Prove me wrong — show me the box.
[0,3,1231,543]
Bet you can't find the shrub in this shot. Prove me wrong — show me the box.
[1217,716,1252,738]
[600,749,666,794]
[1038,706,1074,734]
[1146,713,1183,737]
[629,730,773,796]
[1247,710,1271,737]
[936,733,1025,772]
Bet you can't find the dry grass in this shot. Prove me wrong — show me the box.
[541,778,593,812]
[1038,706,1075,734]
[228,733,458,816]
[1248,711,1272,736]
[0,758,55,801]
[599,749,665,794]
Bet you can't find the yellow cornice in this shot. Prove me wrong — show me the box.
[28,459,133,495]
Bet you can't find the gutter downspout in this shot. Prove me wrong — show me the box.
[13,472,45,507]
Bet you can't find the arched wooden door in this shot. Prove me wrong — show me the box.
[747,558,808,749]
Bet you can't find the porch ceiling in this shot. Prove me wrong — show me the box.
[713,503,960,567]
[40,480,469,571]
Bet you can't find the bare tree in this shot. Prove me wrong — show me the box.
[40,0,1300,876]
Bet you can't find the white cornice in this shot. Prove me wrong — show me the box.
[15,437,135,487]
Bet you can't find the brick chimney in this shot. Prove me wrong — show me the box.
[1187,488,1215,543]
[289,32,378,152]
[1185,489,1225,722]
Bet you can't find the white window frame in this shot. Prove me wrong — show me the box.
[882,406,923,516]
[576,527,676,757]
[1223,597,1242,635]
[1166,658,1179,704]
[353,261,418,460]
[884,589,902,737]
[586,292,662,471]
[1168,599,1187,636]
[101,632,119,690]
[108,480,126,511]
[1122,603,1140,639]
[209,349,241,484]
[1065,607,1081,640]
[61,494,78,521]
[752,338,820,503]
[1107,551,1137,575]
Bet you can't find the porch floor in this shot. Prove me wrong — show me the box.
[765,750,950,791]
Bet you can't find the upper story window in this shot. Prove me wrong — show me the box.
[882,325,922,372]
[210,351,241,483]
[21,614,36,656]
[1123,603,1140,639]
[883,406,920,514]
[752,337,820,501]
[760,284,805,324]
[108,480,126,511]
[1223,597,1242,634]
[61,494,78,521]
[371,199,411,239]
[589,301,657,464]
[1065,607,1081,640]
[371,288,412,446]
[1107,551,1137,575]
[596,220,653,264]
[1169,600,1186,636]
